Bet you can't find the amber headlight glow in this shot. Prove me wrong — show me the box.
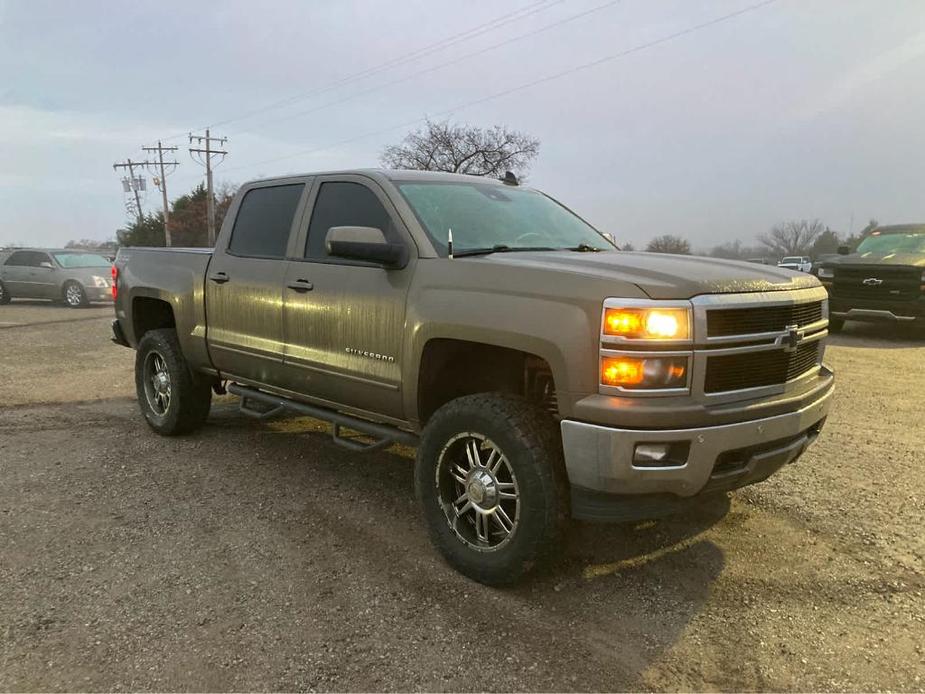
[601,356,688,389]
[603,307,691,340]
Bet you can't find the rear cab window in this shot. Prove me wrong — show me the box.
[228,184,305,258]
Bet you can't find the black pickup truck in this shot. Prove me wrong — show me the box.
[816,224,925,332]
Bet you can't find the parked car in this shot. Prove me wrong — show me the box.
[0,249,114,307]
[778,256,812,272]
[816,224,925,331]
[111,169,834,584]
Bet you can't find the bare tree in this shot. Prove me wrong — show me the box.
[758,219,826,256]
[380,119,540,177]
[646,235,691,255]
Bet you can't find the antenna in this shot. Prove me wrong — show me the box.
[447,228,454,259]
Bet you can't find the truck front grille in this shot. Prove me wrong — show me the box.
[706,301,823,337]
[704,342,820,393]
[831,267,921,301]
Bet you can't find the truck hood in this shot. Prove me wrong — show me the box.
[819,252,925,269]
[473,250,819,300]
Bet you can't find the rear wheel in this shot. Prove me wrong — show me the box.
[135,328,212,435]
[415,393,568,585]
[0,280,10,305]
[63,281,88,308]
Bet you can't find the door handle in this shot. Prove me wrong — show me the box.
[286,279,313,293]
[209,272,230,284]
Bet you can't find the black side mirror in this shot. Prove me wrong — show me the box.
[837,245,851,255]
[325,226,405,267]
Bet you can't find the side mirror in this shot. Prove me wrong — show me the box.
[837,245,851,255]
[325,226,405,267]
[39,261,54,269]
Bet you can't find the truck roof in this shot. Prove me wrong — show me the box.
[241,168,517,188]
[872,224,925,234]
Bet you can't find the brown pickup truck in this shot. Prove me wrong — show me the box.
[112,169,834,584]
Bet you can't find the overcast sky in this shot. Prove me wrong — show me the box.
[1,0,923,250]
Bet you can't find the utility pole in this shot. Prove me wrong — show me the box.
[189,129,228,246]
[142,142,179,246]
[112,159,149,224]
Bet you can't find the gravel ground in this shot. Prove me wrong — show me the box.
[0,307,923,691]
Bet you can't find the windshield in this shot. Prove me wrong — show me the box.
[855,231,925,256]
[52,252,111,268]
[396,182,614,255]
[781,257,803,263]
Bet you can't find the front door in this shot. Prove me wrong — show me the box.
[205,180,309,387]
[280,176,414,420]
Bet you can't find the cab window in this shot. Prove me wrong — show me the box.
[228,184,304,258]
[304,182,396,260]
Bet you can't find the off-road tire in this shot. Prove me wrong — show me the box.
[0,280,10,305]
[62,281,89,308]
[135,328,212,435]
[415,393,569,585]
[828,316,845,333]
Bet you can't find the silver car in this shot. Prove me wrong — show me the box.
[0,248,114,308]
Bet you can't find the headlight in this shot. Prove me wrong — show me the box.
[601,355,688,389]
[91,276,109,287]
[603,307,691,340]
[817,267,834,280]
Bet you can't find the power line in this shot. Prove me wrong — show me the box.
[156,0,564,143]
[228,0,623,138]
[142,142,179,246]
[189,130,228,245]
[223,0,779,175]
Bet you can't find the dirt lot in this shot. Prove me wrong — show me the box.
[1,300,923,691]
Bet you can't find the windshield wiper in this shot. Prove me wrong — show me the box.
[565,243,601,252]
[451,245,558,258]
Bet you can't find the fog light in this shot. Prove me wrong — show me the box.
[632,441,690,468]
[634,443,671,464]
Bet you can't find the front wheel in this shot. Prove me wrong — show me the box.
[0,280,11,305]
[415,394,568,585]
[63,281,88,308]
[828,316,845,333]
[135,328,212,435]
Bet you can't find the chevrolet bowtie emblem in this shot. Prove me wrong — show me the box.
[862,277,883,286]
[781,324,805,352]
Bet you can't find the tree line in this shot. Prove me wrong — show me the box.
[65,119,884,258]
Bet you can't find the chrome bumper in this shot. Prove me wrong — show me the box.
[560,383,833,498]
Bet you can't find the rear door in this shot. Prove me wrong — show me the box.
[280,175,415,420]
[205,180,310,387]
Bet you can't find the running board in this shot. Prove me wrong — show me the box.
[227,383,418,452]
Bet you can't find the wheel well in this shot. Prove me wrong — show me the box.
[417,339,557,425]
[132,297,175,341]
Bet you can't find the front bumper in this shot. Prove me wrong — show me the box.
[830,295,924,322]
[560,382,833,520]
[87,286,114,302]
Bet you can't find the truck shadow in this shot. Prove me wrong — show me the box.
[201,403,731,688]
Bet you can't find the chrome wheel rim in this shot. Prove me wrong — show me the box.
[143,351,171,415]
[436,433,520,552]
[65,284,82,306]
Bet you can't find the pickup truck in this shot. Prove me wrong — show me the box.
[778,256,813,273]
[815,224,925,332]
[112,169,834,585]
